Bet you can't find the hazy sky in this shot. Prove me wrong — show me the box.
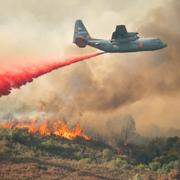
[0,0,163,57]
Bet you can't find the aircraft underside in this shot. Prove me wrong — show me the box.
[87,40,165,53]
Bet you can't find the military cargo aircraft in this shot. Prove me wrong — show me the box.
[73,20,167,53]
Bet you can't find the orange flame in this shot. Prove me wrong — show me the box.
[0,119,90,140]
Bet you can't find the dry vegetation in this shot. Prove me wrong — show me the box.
[0,128,180,180]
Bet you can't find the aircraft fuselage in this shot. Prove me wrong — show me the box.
[87,38,167,53]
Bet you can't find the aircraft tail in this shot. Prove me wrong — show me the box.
[73,20,91,48]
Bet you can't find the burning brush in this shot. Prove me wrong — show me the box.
[0,119,90,140]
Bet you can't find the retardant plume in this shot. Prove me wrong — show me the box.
[0,52,104,97]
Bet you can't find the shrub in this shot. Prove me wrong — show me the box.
[149,162,161,171]
[0,145,11,158]
[174,160,180,169]
[61,143,70,149]
[115,158,128,167]
[132,174,142,180]
[102,148,113,160]
[136,163,146,170]
[79,158,92,164]
[117,155,128,161]
[154,155,179,165]
[107,160,116,169]
[161,161,177,172]
[41,140,53,146]
[167,161,176,169]
[108,158,128,169]
[73,151,82,160]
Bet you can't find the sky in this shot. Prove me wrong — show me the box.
[0,0,163,57]
[0,0,179,136]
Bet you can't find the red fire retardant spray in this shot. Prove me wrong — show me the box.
[0,52,104,97]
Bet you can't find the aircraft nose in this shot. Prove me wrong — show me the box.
[160,40,167,48]
[163,43,167,48]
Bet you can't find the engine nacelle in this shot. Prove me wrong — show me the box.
[126,32,138,37]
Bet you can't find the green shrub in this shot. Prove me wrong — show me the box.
[132,174,142,180]
[149,162,161,171]
[41,140,53,146]
[161,161,177,172]
[73,151,82,160]
[7,128,29,144]
[136,163,146,170]
[154,155,179,165]
[0,146,11,158]
[61,143,71,149]
[102,148,113,160]
[173,160,180,169]
[167,161,176,169]
[117,155,128,161]
[115,158,128,167]
[79,158,92,164]
[108,158,128,169]
[22,150,35,158]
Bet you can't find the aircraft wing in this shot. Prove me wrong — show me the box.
[111,25,139,42]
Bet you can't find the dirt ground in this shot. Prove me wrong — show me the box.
[0,158,160,180]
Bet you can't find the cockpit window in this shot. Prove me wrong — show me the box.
[152,39,162,44]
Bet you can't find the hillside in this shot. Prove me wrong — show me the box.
[0,128,180,180]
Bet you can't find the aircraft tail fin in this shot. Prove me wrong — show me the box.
[73,20,91,48]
